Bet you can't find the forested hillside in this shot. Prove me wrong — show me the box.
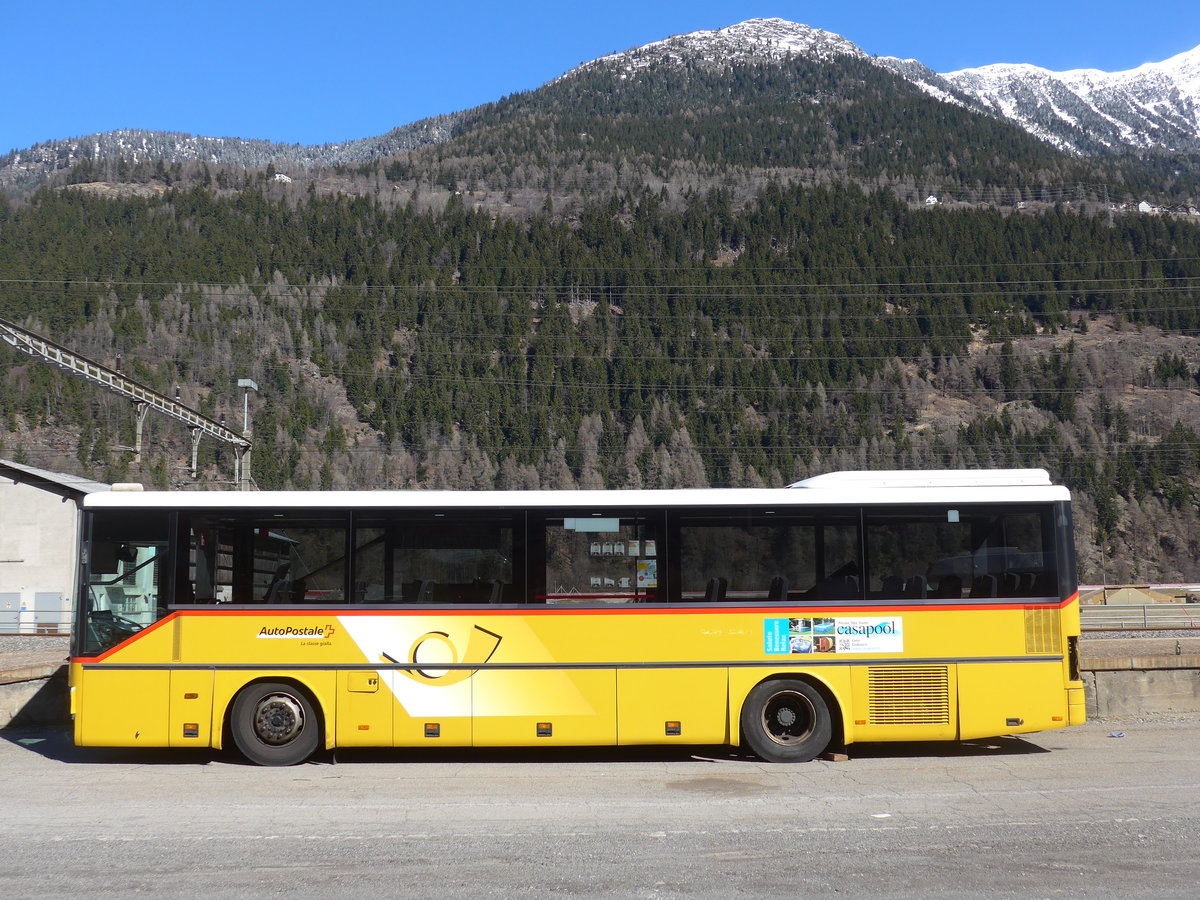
[380,54,1200,211]
[3,176,1200,584]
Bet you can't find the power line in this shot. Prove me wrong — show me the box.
[4,337,1193,394]
[3,251,1200,284]
[4,276,1200,298]
[11,437,1200,465]
[5,348,1186,393]
[4,294,1200,339]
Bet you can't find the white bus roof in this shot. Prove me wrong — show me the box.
[789,469,1053,489]
[83,470,1069,510]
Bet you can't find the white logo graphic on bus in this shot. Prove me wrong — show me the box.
[383,625,503,686]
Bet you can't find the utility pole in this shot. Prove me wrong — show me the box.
[236,378,258,491]
[0,316,252,485]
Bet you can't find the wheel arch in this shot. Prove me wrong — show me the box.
[217,673,335,753]
[731,671,846,753]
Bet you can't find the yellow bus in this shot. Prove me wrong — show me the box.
[70,469,1084,765]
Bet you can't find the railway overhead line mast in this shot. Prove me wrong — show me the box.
[0,316,254,489]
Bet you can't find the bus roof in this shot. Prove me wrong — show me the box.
[789,469,1053,489]
[83,470,1069,510]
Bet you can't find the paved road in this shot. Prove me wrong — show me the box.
[1,719,1198,898]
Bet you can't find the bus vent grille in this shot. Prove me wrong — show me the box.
[867,666,950,725]
[1024,608,1062,654]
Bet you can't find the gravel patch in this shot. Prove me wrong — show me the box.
[0,635,71,672]
[0,635,70,656]
[1081,629,1200,658]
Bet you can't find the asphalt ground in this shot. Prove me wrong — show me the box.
[2,634,1198,896]
[1,717,1197,897]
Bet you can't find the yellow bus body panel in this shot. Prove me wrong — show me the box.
[72,596,1081,753]
[78,668,170,747]
[336,670,392,747]
[617,668,729,745]
[392,675,473,746]
[472,668,617,746]
[169,668,215,747]
[957,660,1066,739]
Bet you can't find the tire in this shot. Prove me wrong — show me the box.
[740,678,832,763]
[230,681,321,766]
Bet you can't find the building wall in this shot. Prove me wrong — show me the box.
[0,478,79,633]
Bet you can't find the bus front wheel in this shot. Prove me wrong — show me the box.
[230,681,321,766]
[740,678,832,763]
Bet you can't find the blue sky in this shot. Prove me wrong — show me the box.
[5,0,1199,154]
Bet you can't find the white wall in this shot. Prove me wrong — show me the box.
[0,478,80,633]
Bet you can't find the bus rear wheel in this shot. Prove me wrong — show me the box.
[740,678,832,763]
[231,681,320,766]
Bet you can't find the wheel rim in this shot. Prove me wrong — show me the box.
[760,689,817,746]
[253,692,305,746]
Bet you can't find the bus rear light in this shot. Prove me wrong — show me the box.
[424,723,440,738]
[537,722,553,737]
[665,721,682,736]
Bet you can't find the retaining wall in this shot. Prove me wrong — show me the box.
[0,663,67,729]
[1082,655,1200,719]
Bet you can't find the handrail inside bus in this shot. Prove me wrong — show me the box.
[88,550,164,587]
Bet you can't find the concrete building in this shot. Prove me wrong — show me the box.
[0,459,109,634]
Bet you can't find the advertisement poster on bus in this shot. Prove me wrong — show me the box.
[764,617,903,654]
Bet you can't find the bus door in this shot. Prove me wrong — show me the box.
[77,510,172,747]
[351,511,523,747]
[470,511,659,746]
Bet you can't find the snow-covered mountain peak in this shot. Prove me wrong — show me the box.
[944,61,1053,79]
[936,43,1200,154]
[1146,43,1200,93]
[572,19,1199,155]
[947,44,1200,94]
[577,17,865,76]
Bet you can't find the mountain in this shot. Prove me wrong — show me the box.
[3,18,1199,197]
[883,46,1200,155]
[391,25,1097,206]
[575,18,866,72]
[0,115,464,192]
[584,18,1200,156]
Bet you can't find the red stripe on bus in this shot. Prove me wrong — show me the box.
[70,591,1079,663]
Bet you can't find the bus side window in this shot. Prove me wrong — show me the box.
[864,507,1058,601]
[353,514,517,605]
[677,512,856,602]
[539,515,658,605]
[181,515,349,605]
